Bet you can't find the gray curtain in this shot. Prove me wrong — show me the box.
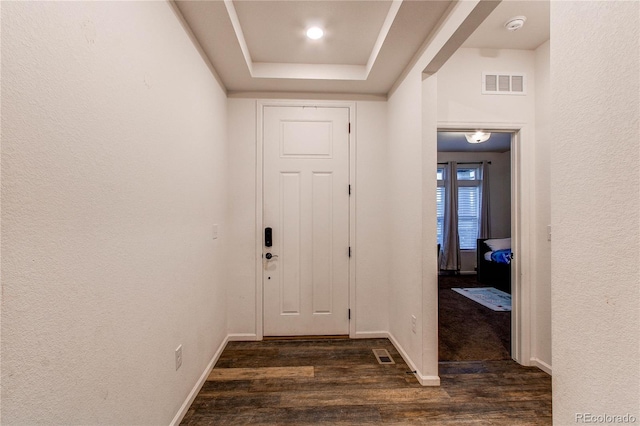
[479,161,491,239]
[440,162,460,271]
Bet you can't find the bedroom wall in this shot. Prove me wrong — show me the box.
[437,46,552,370]
[225,99,390,337]
[551,1,639,423]
[1,2,228,423]
[437,151,511,273]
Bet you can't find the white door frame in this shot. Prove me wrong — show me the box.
[437,121,533,366]
[255,100,357,340]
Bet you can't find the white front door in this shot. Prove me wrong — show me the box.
[263,106,350,336]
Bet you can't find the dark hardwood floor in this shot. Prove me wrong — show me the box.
[181,338,551,425]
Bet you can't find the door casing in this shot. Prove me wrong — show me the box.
[438,121,532,366]
[255,100,357,340]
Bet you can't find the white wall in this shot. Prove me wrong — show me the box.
[226,99,258,336]
[353,102,390,334]
[533,40,551,371]
[437,151,511,272]
[420,74,440,382]
[387,72,425,374]
[225,99,390,337]
[437,48,536,125]
[437,47,552,369]
[551,1,639,423]
[1,2,228,424]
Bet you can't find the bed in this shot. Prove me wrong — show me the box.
[477,238,512,294]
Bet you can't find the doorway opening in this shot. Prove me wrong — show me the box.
[436,129,514,362]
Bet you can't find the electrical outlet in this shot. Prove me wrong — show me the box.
[175,345,183,371]
[411,315,417,334]
[212,224,219,240]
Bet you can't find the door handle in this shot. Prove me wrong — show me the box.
[265,253,278,260]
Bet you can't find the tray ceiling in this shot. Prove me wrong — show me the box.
[172,0,550,96]
[173,0,452,95]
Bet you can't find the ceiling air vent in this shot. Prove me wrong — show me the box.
[482,73,526,95]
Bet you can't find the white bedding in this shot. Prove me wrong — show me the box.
[484,237,511,251]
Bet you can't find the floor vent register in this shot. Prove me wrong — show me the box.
[372,348,395,365]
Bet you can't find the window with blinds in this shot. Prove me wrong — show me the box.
[437,186,445,246]
[437,168,445,247]
[437,166,481,250]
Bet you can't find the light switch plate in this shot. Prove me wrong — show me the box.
[213,224,219,240]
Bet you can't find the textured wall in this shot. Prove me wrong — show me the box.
[551,1,639,423]
[1,2,228,423]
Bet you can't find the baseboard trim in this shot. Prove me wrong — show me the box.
[228,333,260,341]
[170,335,230,426]
[353,331,390,339]
[414,374,441,386]
[530,357,552,375]
[386,332,440,387]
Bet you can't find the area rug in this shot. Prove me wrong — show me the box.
[452,287,512,311]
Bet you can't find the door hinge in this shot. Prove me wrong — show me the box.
[348,247,351,258]
[348,123,351,134]
[348,184,351,196]
[348,309,351,320]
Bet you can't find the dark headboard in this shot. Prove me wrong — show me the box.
[477,239,487,271]
[477,238,491,254]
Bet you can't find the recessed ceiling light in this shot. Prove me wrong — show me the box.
[306,27,324,40]
[504,16,527,31]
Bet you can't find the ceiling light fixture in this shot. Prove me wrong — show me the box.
[504,16,527,31]
[306,26,324,40]
[465,131,491,144]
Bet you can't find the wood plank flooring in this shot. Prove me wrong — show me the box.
[181,338,551,425]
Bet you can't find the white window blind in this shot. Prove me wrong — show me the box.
[436,186,444,247]
[436,165,481,250]
[458,186,480,249]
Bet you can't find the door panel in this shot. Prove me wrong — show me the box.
[263,106,350,336]
[312,172,333,314]
[280,172,301,314]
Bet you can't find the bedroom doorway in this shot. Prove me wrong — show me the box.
[436,130,513,362]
